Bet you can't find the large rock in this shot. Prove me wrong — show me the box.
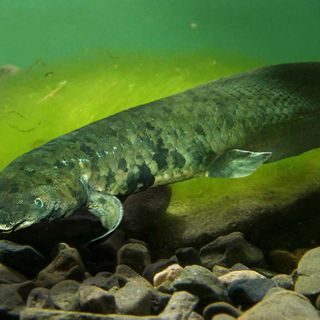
[295,246,320,297]
[238,288,319,320]
[146,149,320,254]
[122,185,171,238]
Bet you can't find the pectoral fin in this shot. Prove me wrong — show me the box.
[87,191,124,244]
[208,149,272,178]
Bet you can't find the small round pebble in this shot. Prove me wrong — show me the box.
[153,263,183,288]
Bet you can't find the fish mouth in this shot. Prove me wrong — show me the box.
[0,208,31,233]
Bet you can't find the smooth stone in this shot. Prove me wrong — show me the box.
[0,280,34,316]
[79,285,116,314]
[212,265,230,277]
[0,283,25,314]
[115,280,152,315]
[160,291,199,318]
[238,288,319,320]
[315,294,320,309]
[295,246,320,297]
[114,264,170,314]
[122,185,171,238]
[83,273,119,291]
[153,263,183,288]
[175,247,201,267]
[36,243,85,288]
[0,240,45,278]
[230,263,250,271]
[26,287,55,309]
[203,301,241,319]
[219,270,265,286]
[272,274,294,290]
[171,265,228,302]
[117,243,151,275]
[200,232,264,269]
[149,290,171,315]
[143,257,177,283]
[115,264,153,287]
[228,278,275,306]
[20,308,160,319]
[269,249,298,274]
[189,312,205,320]
[0,262,27,284]
[50,280,80,311]
[212,315,236,320]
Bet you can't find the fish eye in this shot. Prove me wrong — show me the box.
[34,198,44,209]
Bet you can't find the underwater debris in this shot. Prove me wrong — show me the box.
[37,81,67,103]
[0,64,21,80]
[9,122,41,133]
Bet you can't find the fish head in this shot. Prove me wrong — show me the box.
[0,152,86,233]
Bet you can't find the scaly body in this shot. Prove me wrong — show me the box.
[0,62,319,241]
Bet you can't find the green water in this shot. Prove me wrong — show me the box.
[0,0,319,214]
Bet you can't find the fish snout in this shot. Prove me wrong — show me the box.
[0,208,24,232]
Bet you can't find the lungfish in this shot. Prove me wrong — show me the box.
[0,62,319,242]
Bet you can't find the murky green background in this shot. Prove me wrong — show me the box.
[0,0,319,212]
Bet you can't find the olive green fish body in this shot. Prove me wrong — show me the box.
[0,62,319,240]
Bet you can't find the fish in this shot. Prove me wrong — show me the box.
[0,62,319,243]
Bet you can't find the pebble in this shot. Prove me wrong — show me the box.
[117,242,151,275]
[295,246,320,297]
[212,265,230,277]
[0,240,45,278]
[269,249,298,274]
[212,315,236,320]
[203,301,242,319]
[175,247,201,266]
[200,232,264,269]
[143,256,177,283]
[26,287,55,309]
[227,277,276,306]
[171,265,228,303]
[0,262,27,284]
[238,288,319,319]
[79,285,116,314]
[218,270,265,286]
[122,185,171,238]
[160,291,199,318]
[115,280,152,315]
[153,263,183,288]
[36,243,85,288]
[271,274,294,290]
[0,283,25,313]
[50,280,80,311]
[82,272,120,291]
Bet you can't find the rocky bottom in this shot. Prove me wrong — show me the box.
[0,230,320,320]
